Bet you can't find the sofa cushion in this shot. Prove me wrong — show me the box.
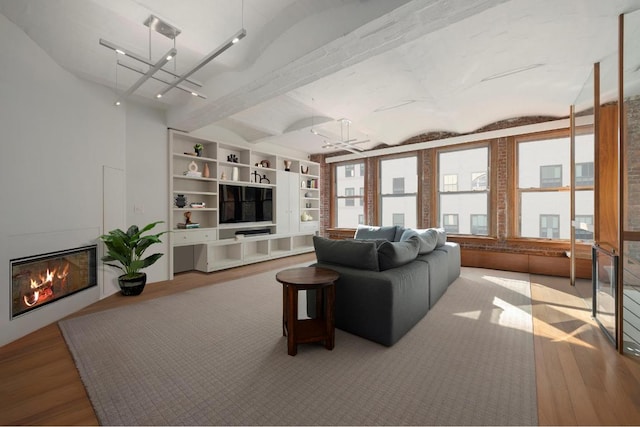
[400,228,438,254]
[313,236,380,271]
[354,225,397,241]
[433,227,447,247]
[377,236,420,271]
[393,226,406,242]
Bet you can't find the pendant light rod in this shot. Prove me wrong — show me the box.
[99,38,203,87]
[114,47,176,105]
[156,28,246,98]
[117,61,207,99]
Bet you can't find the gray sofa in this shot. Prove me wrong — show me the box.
[309,225,460,346]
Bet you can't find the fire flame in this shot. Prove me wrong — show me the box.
[23,263,70,307]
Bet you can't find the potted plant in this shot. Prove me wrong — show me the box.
[194,143,204,157]
[99,221,168,296]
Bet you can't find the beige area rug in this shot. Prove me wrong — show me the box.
[59,266,538,426]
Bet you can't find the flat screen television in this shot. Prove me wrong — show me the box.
[219,184,273,224]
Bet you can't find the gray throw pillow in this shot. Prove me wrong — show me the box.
[431,228,447,247]
[313,236,380,271]
[400,228,438,254]
[354,225,397,241]
[377,236,420,271]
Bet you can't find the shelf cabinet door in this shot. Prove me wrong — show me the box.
[276,171,299,234]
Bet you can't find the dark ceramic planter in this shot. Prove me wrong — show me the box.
[118,273,147,296]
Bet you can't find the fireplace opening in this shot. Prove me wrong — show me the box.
[11,245,97,319]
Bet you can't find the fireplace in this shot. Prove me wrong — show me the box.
[11,245,97,319]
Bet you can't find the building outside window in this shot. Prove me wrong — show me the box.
[345,164,355,177]
[392,213,405,227]
[438,145,489,235]
[380,156,417,228]
[517,133,593,239]
[334,162,365,227]
[575,214,594,241]
[540,164,562,188]
[345,188,355,206]
[575,162,594,186]
[540,214,560,238]
[470,214,488,235]
[443,214,459,233]
[443,174,458,192]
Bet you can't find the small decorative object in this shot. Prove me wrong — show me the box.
[184,161,202,178]
[227,154,238,163]
[304,191,312,198]
[232,166,239,181]
[301,165,309,174]
[251,170,261,183]
[284,160,292,171]
[202,163,210,178]
[221,171,227,180]
[306,202,312,208]
[260,174,270,184]
[175,194,187,208]
[190,202,206,208]
[301,212,313,221]
[99,221,167,296]
[184,211,193,224]
[260,159,270,168]
[194,143,204,157]
[301,180,307,188]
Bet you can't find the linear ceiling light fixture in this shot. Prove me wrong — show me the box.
[155,28,246,99]
[481,63,544,82]
[100,14,246,105]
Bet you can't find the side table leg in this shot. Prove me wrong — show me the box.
[325,283,335,350]
[282,283,287,336]
[287,284,298,356]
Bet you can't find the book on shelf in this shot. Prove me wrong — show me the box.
[177,223,200,229]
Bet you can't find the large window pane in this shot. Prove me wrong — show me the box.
[335,162,365,227]
[517,133,593,240]
[438,146,490,235]
[380,156,417,228]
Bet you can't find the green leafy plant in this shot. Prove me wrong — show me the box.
[194,143,204,151]
[99,221,168,279]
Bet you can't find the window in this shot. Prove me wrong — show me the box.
[380,156,417,228]
[438,146,490,235]
[392,213,405,227]
[392,177,405,194]
[517,133,593,239]
[345,164,355,177]
[470,214,488,235]
[540,165,562,188]
[359,164,365,176]
[345,188,355,206]
[334,162,365,227]
[575,215,594,241]
[576,162,594,186]
[471,172,487,190]
[443,214,459,233]
[443,174,458,192]
[540,215,560,238]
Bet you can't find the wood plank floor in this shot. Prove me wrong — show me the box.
[1,257,639,425]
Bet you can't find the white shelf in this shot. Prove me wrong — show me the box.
[169,129,319,277]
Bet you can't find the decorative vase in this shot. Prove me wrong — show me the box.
[202,163,210,178]
[232,166,239,181]
[118,273,147,296]
[175,194,187,208]
[195,148,202,157]
[301,165,309,174]
[284,160,292,171]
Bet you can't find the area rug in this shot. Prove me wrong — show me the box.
[59,266,538,426]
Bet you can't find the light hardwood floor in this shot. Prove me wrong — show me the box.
[1,255,639,425]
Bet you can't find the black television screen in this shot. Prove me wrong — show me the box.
[219,184,273,224]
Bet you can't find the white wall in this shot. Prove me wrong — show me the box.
[0,14,168,346]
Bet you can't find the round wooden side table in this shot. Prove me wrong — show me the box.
[276,267,339,356]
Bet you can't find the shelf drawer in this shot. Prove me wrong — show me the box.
[172,229,217,245]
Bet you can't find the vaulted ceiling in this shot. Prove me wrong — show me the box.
[2,0,639,154]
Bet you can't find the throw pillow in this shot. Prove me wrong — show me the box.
[432,228,447,247]
[313,236,380,271]
[400,228,438,254]
[377,236,420,271]
[354,225,397,241]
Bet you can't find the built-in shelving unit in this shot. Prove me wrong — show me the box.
[169,130,319,277]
